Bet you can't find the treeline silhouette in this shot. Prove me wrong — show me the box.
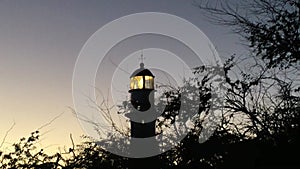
[1,0,299,168]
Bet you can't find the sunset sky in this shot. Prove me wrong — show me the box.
[0,0,246,153]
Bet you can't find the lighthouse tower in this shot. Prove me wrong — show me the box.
[125,55,161,168]
[127,60,156,138]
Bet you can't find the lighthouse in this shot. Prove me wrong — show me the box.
[125,55,161,168]
[127,60,156,138]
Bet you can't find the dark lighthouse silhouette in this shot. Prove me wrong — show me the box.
[125,55,159,166]
[127,61,156,138]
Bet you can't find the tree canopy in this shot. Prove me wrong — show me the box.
[1,0,299,168]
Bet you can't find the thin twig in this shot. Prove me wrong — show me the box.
[36,112,64,131]
[0,121,15,149]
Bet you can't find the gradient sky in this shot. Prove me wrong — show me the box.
[0,0,246,153]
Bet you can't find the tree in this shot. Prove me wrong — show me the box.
[1,0,299,168]
[196,0,300,69]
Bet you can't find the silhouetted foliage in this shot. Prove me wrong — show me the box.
[196,0,300,69]
[1,0,299,168]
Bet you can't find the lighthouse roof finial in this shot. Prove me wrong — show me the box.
[130,50,154,78]
[139,50,145,68]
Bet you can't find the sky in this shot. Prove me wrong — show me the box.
[0,0,246,153]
